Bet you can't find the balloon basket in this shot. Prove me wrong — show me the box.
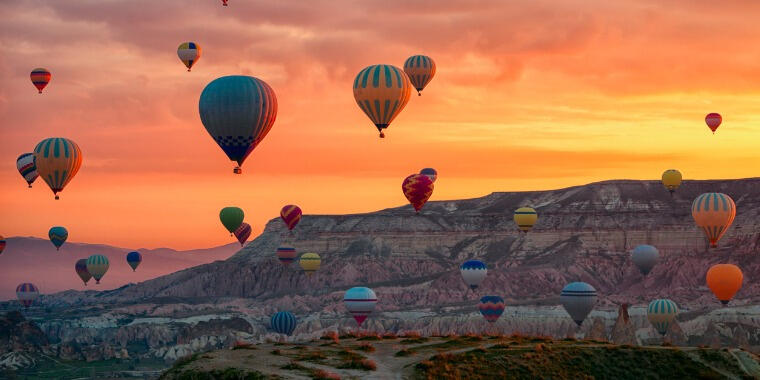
[233,167,242,174]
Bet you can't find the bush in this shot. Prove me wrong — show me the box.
[311,369,341,380]
[356,343,376,352]
[395,348,414,357]
[382,332,398,339]
[402,331,421,339]
[321,331,339,344]
[232,342,256,350]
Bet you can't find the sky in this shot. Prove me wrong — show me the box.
[3,0,760,250]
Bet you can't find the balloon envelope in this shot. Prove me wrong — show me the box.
[126,251,142,271]
[33,138,82,200]
[16,283,39,308]
[280,205,302,231]
[353,64,412,138]
[48,226,68,250]
[75,259,92,285]
[419,168,437,183]
[220,207,244,234]
[631,245,659,275]
[16,153,38,188]
[514,207,538,232]
[234,223,252,246]
[299,253,321,274]
[177,42,201,71]
[478,295,505,323]
[560,282,597,326]
[402,174,434,213]
[661,169,682,193]
[404,55,436,95]
[86,254,109,284]
[270,311,297,336]
[30,68,51,93]
[276,247,297,266]
[706,264,743,305]
[460,260,487,289]
[705,113,722,133]
[647,299,678,336]
[344,287,377,326]
[692,193,736,247]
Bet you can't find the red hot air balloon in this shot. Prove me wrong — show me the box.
[234,222,251,246]
[30,68,51,94]
[705,113,722,134]
[280,205,302,231]
[221,0,228,5]
[402,174,434,213]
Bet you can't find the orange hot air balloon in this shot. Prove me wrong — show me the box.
[705,113,722,134]
[692,193,736,248]
[706,264,743,305]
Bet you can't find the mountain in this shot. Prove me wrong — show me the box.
[0,237,238,300]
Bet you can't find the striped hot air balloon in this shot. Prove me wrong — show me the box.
[402,174,434,213]
[706,264,743,305]
[479,296,505,323]
[177,42,201,72]
[234,222,252,246]
[647,299,678,336]
[403,55,436,96]
[280,205,302,231]
[661,169,682,195]
[353,64,412,138]
[86,254,109,284]
[30,68,51,94]
[705,113,722,133]
[0,235,5,255]
[419,168,437,183]
[299,253,320,275]
[460,260,487,289]
[33,138,82,200]
[276,247,297,266]
[126,251,142,271]
[344,287,377,326]
[631,245,659,275]
[16,153,38,188]
[48,226,68,251]
[270,311,297,336]
[560,282,597,327]
[199,76,278,174]
[16,283,39,308]
[692,193,736,248]
[513,207,538,233]
[75,259,92,286]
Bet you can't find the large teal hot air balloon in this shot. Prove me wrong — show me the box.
[271,311,297,336]
[199,76,278,174]
[647,299,678,336]
[48,226,68,251]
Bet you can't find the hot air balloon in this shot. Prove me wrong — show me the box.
[344,287,377,326]
[661,169,682,195]
[479,296,505,323]
[16,283,39,308]
[631,245,659,275]
[33,138,82,200]
[705,113,722,134]
[48,226,68,251]
[75,259,92,286]
[86,254,109,284]
[419,168,437,183]
[299,253,320,275]
[276,247,297,266]
[221,0,228,5]
[220,207,244,235]
[706,264,743,305]
[177,42,201,72]
[0,235,5,255]
[280,205,302,231]
[514,207,538,233]
[403,55,436,96]
[692,193,736,248]
[647,299,678,336]
[126,251,142,272]
[560,282,597,327]
[199,76,278,174]
[271,311,297,336]
[234,222,251,246]
[16,153,38,188]
[353,64,412,138]
[460,260,487,289]
[30,68,51,94]
[402,174,434,213]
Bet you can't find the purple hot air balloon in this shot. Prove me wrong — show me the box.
[75,259,92,285]
[16,283,39,308]
[280,205,302,231]
[234,222,252,246]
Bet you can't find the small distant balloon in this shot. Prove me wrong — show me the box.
[661,169,682,195]
[344,287,377,326]
[86,254,109,284]
[16,283,39,308]
[353,64,412,138]
[647,299,678,336]
[460,260,487,289]
[706,264,743,305]
[126,251,142,272]
[705,113,722,134]
[419,168,437,183]
[75,259,92,286]
[276,247,297,266]
[48,226,68,251]
[33,138,82,200]
[478,295,505,323]
[513,207,538,233]
[30,68,51,94]
[221,0,228,5]
[631,245,659,275]
[299,252,321,275]
[16,153,38,188]
[177,42,201,72]
[403,55,436,96]
[234,222,252,246]
[560,282,597,327]
[280,205,302,231]
[270,311,297,336]
[220,207,244,235]
[0,235,5,255]
[402,174,434,213]
[692,193,736,248]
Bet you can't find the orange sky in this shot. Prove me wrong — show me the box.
[3,0,760,249]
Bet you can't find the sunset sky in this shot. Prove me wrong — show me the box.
[3,0,760,249]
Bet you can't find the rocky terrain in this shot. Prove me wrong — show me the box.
[2,178,759,373]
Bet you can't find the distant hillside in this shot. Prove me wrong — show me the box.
[0,237,238,299]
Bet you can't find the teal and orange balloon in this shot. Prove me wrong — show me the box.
[48,226,68,251]
[402,174,434,213]
[86,254,109,284]
[30,68,51,94]
[353,64,412,138]
[647,299,678,336]
[403,55,436,96]
[692,193,736,248]
[33,138,82,200]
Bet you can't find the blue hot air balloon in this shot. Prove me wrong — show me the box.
[419,168,438,183]
[478,295,505,323]
[560,282,597,327]
[48,226,68,251]
[631,245,659,275]
[126,251,142,272]
[270,311,297,336]
[460,260,487,289]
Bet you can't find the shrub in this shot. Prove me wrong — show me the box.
[270,349,282,355]
[232,341,256,350]
[311,369,341,380]
[402,331,421,339]
[356,343,376,352]
[360,359,377,370]
[382,332,397,339]
[321,331,339,344]
[395,348,414,357]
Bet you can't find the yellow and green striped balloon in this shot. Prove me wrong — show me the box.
[353,64,412,138]
[33,138,82,200]
[86,254,110,284]
[513,207,538,232]
[299,253,321,276]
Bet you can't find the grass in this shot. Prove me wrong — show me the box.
[167,368,267,380]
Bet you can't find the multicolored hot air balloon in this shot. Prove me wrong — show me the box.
[0,235,5,255]
[30,68,51,94]
[705,113,722,134]
[276,247,297,266]
[647,299,678,336]
[86,254,109,284]
[280,205,302,231]
[33,138,82,200]
[353,64,412,138]
[270,311,297,336]
[692,193,736,248]
[478,296,505,323]
[706,264,743,305]
[234,222,252,246]
[299,253,320,275]
[16,283,39,308]
[403,55,436,96]
[16,153,38,188]
[126,251,142,272]
[631,245,659,275]
[460,260,487,289]
[514,207,538,233]
[220,207,244,236]
[560,282,597,327]
[177,42,201,72]
[75,259,92,286]
[344,287,377,326]
[199,76,278,174]
[402,174,434,213]
[48,226,68,251]
[661,169,682,195]
[419,168,437,183]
